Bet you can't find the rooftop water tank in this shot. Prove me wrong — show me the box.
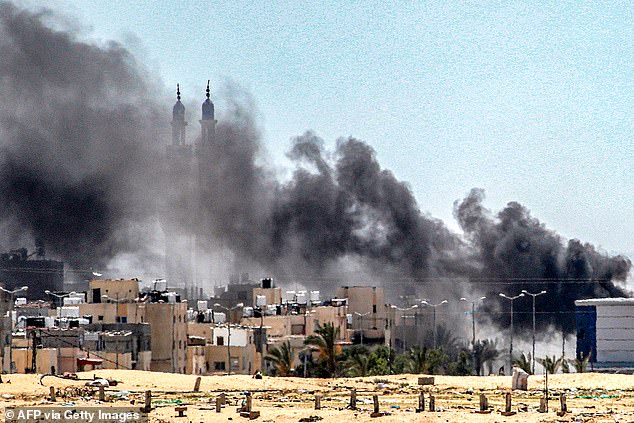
[197,300,208,311]
[256,295,267,307]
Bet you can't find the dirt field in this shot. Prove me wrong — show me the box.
[1,370,633,422]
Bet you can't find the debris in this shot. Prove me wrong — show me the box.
[298,416,322,422]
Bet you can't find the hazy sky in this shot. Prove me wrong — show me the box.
[32,1,632,255]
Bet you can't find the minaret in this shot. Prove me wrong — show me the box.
[171,84,187,145]
[163,84,194,296]
[199,80,217,145]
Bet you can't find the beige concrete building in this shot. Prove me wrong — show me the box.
[88,279,140,303]
[336,286,387,344]
[146,302,187,373]
[252,287,282,307]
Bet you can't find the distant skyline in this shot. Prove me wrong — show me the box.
[29,1,633,257]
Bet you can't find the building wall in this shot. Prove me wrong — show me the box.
[576,299,634,367]
[204,344,259,375]
[146,302,187,373]
[88,279,140,303]
[186,345,206,375]
[252,288,282,307]
[336,286,386,332]
[79,303,146,324]
[187,323,213,343]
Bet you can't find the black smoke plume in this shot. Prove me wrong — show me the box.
[0,3,630,335]
[454,188,631,333]
[0,3,164,271]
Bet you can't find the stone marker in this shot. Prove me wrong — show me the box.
[539,396,547,413]
[216,396,222,413]
[315,394,322,410]
[349,389,357,410]
[99,386,105,402]
[478,393,490,413]
[239,392,260,419]
[416,392,425,413]
[174,406,187,417]
[49,386,56,402]
[501,392,516,416]
[557,393,567,416]
[219,392,226,405]
[144,390,152,412]
[429,394,435,412]
[193,376,201,392]
[370,394,382,418]
[418,376,435,385]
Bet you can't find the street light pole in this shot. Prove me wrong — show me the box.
[213,303,244,375]
[102,293,123,369]
[353,312,370,346]
[521,290,547,374]
[460,296,486,373]
[499,292,525,374]
[393,305,418,353]
[421,300,448,349]
[1,286,28,373]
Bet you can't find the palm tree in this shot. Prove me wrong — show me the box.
[265,340,294,376]
[407,346,430,374]
[434,325,460,354]
[305,322,340,377]
[573,352,591,373]
[513,352,532,374]
[537,355,564,374]
[474,339,500,375]
[346,352,370,377]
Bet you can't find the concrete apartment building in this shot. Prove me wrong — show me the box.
[186,323,260,375]
[336,286,387,344]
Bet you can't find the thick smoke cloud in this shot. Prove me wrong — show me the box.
[454,188,631,333]
[0,3,164,271]
[0,3,630,335]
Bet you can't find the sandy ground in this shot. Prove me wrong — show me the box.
[1,370,634,422]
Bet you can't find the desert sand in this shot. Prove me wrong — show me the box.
[1,370,633,422]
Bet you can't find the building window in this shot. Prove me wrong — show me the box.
[179,340,182,349]
[97,315,104,321]
[217,336,224,346]
[214,361,226,371]
[373,305,377,313]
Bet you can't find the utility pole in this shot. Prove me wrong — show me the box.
[214,303,244,374]
[499,292,525,374]
[354,312,370,346]
[421,300,448,349]
[460,296,486,373]
[521,290,546,374]
[1,285,28,374]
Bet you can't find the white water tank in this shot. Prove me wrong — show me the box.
[166,292,177,304]
[347,313,353,325]
[153,279,167,292]
[60,306,80,318]
[284,291,296,303]
[310,291,320,304]
[296,291,308,305]
[256,295,267,307]
[243,306,254,318]
[15,297,27,306]
[197,300,208,311]
[266,305,277,315]
[212,311,226,324]
[64,297,82,306]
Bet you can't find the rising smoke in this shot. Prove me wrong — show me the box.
[0,3,630,334]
